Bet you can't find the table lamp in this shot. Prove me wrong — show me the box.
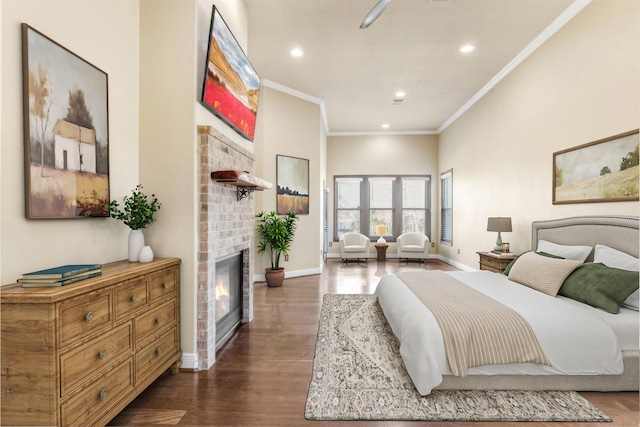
[375,224,387,244]
[487,217,512,252]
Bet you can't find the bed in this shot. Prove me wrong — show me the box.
[375,215,639,395]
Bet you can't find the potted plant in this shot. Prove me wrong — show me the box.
[108,185,161,262]
[255,211,299,287]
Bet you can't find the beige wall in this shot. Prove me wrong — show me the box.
[438,0,639,269]
[253,86,325,276]
[139,0,251,368]
[326,134,440,258]
[1,0,141,285]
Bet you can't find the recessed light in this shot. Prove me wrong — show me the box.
[290,48,304,57]
[395,91,405,98]
[460,44,475,53]
[382,124,390,129]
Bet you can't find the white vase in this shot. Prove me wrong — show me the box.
[128,229,145,262]
[139,246,154,263]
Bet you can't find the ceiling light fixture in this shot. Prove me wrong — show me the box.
[382,124,390,129]
[395,91,406,98]
[290,48,304,57]
[460,44,475,53]
[360,0,392,29]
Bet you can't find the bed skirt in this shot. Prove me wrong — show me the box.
[436,350,639,391]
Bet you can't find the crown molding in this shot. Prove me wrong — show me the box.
[437,0,591,133]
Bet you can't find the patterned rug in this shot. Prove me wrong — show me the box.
[304,294,612,422]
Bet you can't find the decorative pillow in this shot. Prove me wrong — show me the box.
[537,240,592,262]
[593,245,639,311]
[502,251,564,276]
[558,263,640,314]
[508,252,582,296]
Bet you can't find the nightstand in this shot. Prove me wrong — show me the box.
[375,244,388,261]
[477,251,516,273]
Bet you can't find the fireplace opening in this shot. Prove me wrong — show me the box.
[215,252,243,350]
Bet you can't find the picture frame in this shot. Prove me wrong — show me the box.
[22,24,110,219]
[201,6,261,142]
[277,155,310,215]
[553,129,639,204]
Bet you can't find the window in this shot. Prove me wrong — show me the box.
[334,175,430,241]
[440,170,452,245]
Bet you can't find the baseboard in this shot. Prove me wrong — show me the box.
[253,266,322,283]
[180,352,198,371]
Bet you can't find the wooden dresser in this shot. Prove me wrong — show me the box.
[0,258,181,427]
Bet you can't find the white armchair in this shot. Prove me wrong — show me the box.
[397,232,430,263]
[339,233,371,263]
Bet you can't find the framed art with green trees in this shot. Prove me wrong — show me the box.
[553,129,639,204]
[21,23,109,219]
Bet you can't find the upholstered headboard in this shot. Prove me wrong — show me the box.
[531,216,639,261]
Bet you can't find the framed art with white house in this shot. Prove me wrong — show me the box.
[22,24,110,218]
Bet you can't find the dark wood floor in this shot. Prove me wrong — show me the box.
[109,259,639,427]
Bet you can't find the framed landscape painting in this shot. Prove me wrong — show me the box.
[277,155,309,215]
[22,24,110,219]
[553,130,639,204]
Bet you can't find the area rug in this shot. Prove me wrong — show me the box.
[304,294,611,422]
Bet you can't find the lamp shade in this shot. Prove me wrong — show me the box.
[375,224,387,236]
[487,217,512,232]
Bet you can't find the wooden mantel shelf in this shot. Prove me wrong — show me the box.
[211,170,273,201]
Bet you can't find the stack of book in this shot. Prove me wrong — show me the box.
[18,264,103,288]
[488,251,514,257]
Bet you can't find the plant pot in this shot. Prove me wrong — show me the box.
[265,268,285,287]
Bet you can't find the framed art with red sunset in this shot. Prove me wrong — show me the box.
[201,6,261,142]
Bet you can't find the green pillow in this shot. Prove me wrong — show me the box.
[502,251,563,276]
[558,263,640,314]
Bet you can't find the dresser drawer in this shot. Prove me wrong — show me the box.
[60,322,133,396]
[115,277,148,321]
[149,267,177,303]
[60,289,113,347]
[61,359,133,427]
[135,299,176,344]
[136,326,178,383]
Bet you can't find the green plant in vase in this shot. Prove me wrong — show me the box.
[255,211,298,287]
[108,185,161,262]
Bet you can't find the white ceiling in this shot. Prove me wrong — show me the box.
[245,0,583,134]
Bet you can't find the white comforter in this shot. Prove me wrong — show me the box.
[375,270,626,396]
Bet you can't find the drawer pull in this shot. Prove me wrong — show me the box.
[131,294,139,303]
[156,347,162,356]
[156,316,162,324]
[98,348,107,359]
[99,388,108,401]
[85,312,94,323]
[163,281,169,289]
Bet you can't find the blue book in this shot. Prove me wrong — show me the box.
[20,271,103,288]
[21,264,102,279]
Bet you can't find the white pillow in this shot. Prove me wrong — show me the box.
[537,240,592,262]
[594,245,639,271]
[594,245,639,311]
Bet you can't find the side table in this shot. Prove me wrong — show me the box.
[375,244,388,261]
[477,251,516,273]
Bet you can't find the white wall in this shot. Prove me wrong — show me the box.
[326,134,440,258]
[1,0,140,285]
[438,0,639,269]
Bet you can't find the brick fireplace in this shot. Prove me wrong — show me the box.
[197,125,255,370]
